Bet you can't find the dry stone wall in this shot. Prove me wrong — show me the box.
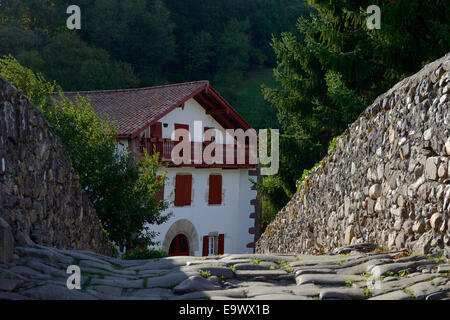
[256,53,450,256]
[0,77,111,258]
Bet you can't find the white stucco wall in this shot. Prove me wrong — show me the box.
[147,167,256,256]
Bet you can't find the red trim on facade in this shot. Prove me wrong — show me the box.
[218,234,225,255]
[202,236,209,256]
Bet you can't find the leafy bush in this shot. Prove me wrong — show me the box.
[121,249,168,260]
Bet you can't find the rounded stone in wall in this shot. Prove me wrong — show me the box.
[161,219,199,256]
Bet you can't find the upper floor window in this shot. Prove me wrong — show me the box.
[175,174,192,207]
[208,174,222,205]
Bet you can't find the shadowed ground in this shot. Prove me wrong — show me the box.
[0,244,449,300]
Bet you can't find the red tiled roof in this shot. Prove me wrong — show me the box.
[59,81,209,136]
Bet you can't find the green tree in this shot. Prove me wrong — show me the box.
[41,33,138,91]
[85,0,175,86]
[0,56,170,249]
[261,0,450,226]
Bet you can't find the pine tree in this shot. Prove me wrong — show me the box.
[261,0,450,222]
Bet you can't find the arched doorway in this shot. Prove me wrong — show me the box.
[169,234,189,256]
[162,219,199,256]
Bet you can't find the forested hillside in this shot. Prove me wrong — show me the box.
[0,0,311,129]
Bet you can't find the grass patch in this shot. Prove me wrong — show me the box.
[82,271,106,279]
[286,268,294,274]
[345,279,364,286]
[229,265,236,273]
[276,260,290,268]
[313,295,320,300]
[364,287,372,298]
[383,270,410,278]
[428,255,446,264]
[199,270,212,279]
[122,249,168,260]
[143,278,148,289]
[403,287,416,298]
[373,246,389,253]
[250,259,261,265]
[332,260,345,265]
[82,276,92,291]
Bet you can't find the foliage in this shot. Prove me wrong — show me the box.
[199,270,212,279]
[0,54,60,108]
[276,260,290,268]
[0,56,170,249]
[0,0,312,92]
[121,248,168,260]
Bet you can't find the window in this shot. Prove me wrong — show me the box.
[175,175,192,207]
[208,174,222,205]
[209,236,216,256]
[202,234,224,256]
[150,122,162,138]
[174,124,189,158]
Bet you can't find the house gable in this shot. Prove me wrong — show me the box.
[59,81,250,138]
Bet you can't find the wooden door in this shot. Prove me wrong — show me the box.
[169,234,189,256]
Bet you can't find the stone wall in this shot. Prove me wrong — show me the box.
[256,53,450,256]
[0,77,111,258]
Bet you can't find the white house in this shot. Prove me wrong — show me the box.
[62,81,261,256]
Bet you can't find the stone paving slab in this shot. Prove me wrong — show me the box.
[0,244,448,300]
[235,270,288,278]
[295,274,366,286]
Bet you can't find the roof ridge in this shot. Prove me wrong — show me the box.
[61,80,210,95]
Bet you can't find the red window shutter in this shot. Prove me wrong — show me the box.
[175,175,192,206]
[150,122,162,138]
[174,124,189,158]
[155,176,164,202]
[209,175,222,205]
[218,234,224,255]
[184,175,192,206]
[202,236,209,256]
[175,175,184,207]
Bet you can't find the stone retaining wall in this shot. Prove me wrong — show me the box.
[0,77,111,258]
[256,53,450,255]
